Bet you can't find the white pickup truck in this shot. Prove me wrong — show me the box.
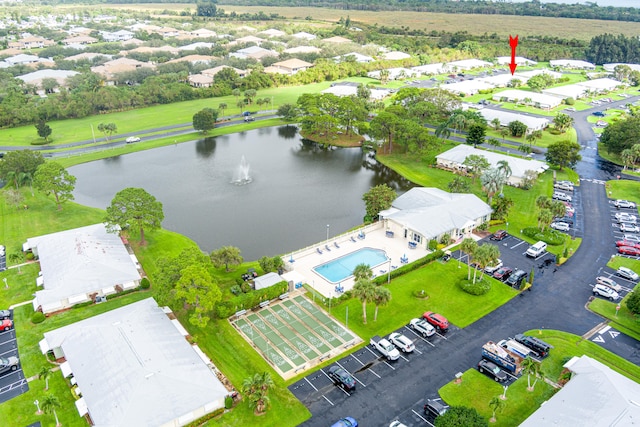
[370,335,400,361]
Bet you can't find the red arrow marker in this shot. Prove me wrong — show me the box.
[509,35,519,75]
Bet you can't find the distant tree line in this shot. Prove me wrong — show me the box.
[585,34,640,65]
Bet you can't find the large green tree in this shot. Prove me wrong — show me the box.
[104,187,164,245]
[154,247,210,307]
[600,116,640,154]
[508,120,528,137]
[35,120,52,142]
[553,113,574,133]
[466,123,486,147]
[0,150,44,188]
[435,406,487,427]
[480,167,507,204]
[97,122,117,141]
[192,108,218,134]
[175,264,221,327]
[277,103,298,125]
[545,140,582,170]
[210,246,243,272]
[196,0,217,17]
[362,184,397,222]
[33,161,76,210]
[462,154,490,184]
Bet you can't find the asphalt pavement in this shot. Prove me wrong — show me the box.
[0,310,28,405]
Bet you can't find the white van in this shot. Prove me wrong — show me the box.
[526,241,547,258]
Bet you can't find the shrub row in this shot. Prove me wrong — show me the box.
[216,281,288,318]
[185,407,225,427]
[458,278,491,295]
[372,250,444,285]
[522,227,565,246]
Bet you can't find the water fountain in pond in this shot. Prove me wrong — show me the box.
[232,155,252,185]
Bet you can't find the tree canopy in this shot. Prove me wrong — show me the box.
[175,263,221,327]
[0,150,45,189]
[545,140,581,170]
[104,187,164,245]
[210,246,243,272]
[362,184,397,222]
[600,117,640,155]
[193,108,218,134]
[33,162,76,210]
[435,406,488,427]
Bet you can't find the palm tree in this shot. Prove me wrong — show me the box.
[496,160,512,179]
[352,279,375,324]
[491,118,501,131]
[352,263,372,281]
[481,168,507,204]
[41,394,62,427]
[521,356,542,391]
[460,238,478,280]
[477,244,500,281]
[489,395,506,422]
[242,372,274,414]
[8,252,22,273]
[218,102,227,117]
[372,286,392,322]
[538,208,553,231]
[39,366,52,390]
[435,122,451,143]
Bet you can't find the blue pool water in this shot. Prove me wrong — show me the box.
[313,248,389,283]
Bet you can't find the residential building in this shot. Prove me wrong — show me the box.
[260,28,286,38]
[188,74,214,88]
[478,109,550,132]
[61,35,97,46]
[284,46,321,54]
[229,45,278,61]
[446,59,492,71]
[8,35,54,50]
[367,67,418,80]
[435,145,548,187]
[291,31,316,40]
[334,52,374,63]
[166,54,218,65]
[25,223,142,314]
[39,298,228,427]
[322,36,351,44]
[381,51,411,61]
[101,29,135,42]
[496,56,537,66]
[264,58,313,75]
[492,89,563,110]
[549,59,596,70]
[379,187,492,248]
[201,65,248,78]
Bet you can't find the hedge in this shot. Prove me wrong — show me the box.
[31,312,46,324]
[373,250,444,285]
[522,227,565,245]
[216,281,288,318]
[458,278,491,295]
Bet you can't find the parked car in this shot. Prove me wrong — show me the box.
[0,310,10,320]
[0,244,4,256]
[370,335,400,361]
[595,276,622,292]
[619,246,640,256]
[617,266,640,281]
[1,319,12,331]
[554,216,574,225]
[615,212,637,223]
[623,234,640,243]
[593,284,619,301]
[331,417,358,427]
[554,182,574,191]
[409,318,436,337]
[422,311,449,332]
[424,399,449,418]
[493,266,513,281]
[564,107,576,112]
[550,222,570,232]
[552,192,572,202]
[328,366,356,392]
[526,241,548,258]
[615,199,636,209]
[0,356,19,375]
[565,205,575,215]
[490,230,508,241]
[514,334,553,358]
[477,359,508,382]
[388,332,415,353]
[389,421,407,427]
[616,240,640,249]
[592,111,606,117]
[484,259,503,274]
[125,136,140,143]
[620,223,640,233]
[505,269,527,287]
[244,116,255,122]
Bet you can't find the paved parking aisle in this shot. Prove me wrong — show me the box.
[0,311,28,404]
[589,325,640,366]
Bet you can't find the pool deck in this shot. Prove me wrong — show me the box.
[282,222,430,298]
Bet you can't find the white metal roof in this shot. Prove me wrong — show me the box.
[479,109,550,130]
[436,145,548,179]
[550,59,595,69]
[42,298,227,427]
[496,56,537,66]
[492,89,563,108]
[28,223,141,310]
[542,84,587,99]
[577,78,621,91]
[383,188,492,240]
[446,59,492,70]
[442,79,493,95]
[521,355,640,426]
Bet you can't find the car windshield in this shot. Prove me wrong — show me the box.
[0,357,7,366]
[492,366,501,374]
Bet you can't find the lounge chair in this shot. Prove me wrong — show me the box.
[316,248,323,254]
[350,236,357,243]
[325,244,331,251]
[334,242,340,249]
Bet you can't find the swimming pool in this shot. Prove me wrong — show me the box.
[313,248,389,284]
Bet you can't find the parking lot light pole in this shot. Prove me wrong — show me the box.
[3,278,7,289]
[34,399,41,415]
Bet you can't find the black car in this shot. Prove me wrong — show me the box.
[514,334,552,358]
[478,359,508,382]
[424,398,449,418]
[490,230,508,241]
[505,270,527,288]
[328,366,356,392]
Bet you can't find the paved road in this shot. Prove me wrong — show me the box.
[298,96,640,426]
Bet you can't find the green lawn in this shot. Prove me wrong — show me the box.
[439,329,640,426]
[606,179,640,204]
[326,261,518,339]
[0,263,41,307]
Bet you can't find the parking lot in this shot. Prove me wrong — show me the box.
[0,309,28,404]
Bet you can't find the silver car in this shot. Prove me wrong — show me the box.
[388,332,415,353]
[620,223,640,233]
[550,222,570,232]
[592,284,619,301]
[595,277,622,292]
[0,356,19,375]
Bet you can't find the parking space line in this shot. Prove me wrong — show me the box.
[403,326,436,347]
[322,394,335,405]
[0,348,17,357]
[434,331,448,340]
[510,241,526,250]
[304,377,318,392]
[320,368,332,381]
[382,360,396,370]
[336,361,372,384]
[350,353,367,366]
[0,378,26,396]
[411,409,433,426]
[413,346,423,355]
[399,353,409,362]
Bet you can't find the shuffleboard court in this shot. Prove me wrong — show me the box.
[230,295,362,379]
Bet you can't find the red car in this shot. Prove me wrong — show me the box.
[616,240,640,249]
[422,311,449,332]
[1,319,12,331]
[493,266,513,281]
[618,246,640,256]
[490,230,508,241]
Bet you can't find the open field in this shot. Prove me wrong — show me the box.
[94,4,640,40]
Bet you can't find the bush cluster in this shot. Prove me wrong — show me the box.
[31,312,46,324]
[522,227,565,245]
[458,278,491,295]
[185,407,225,427]
[216,281,288,318]
[373,250,444,285]
[140,278,151,289]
